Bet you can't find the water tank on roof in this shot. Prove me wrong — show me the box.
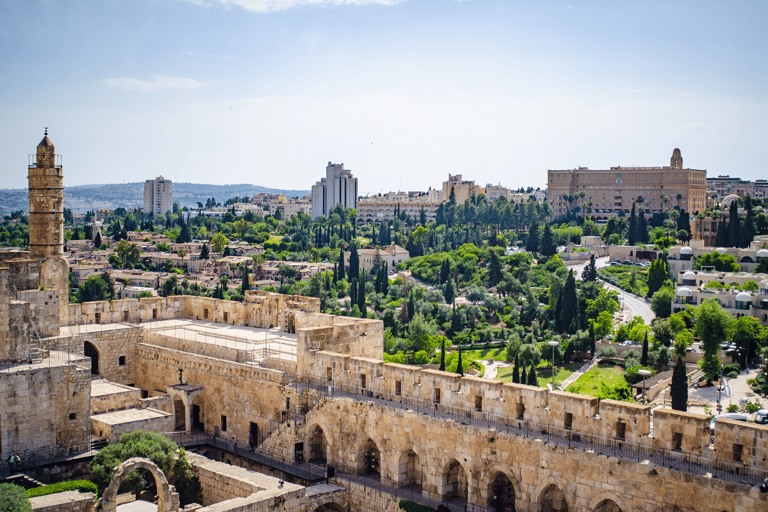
[682,271,696,280]
[757,249,768,258]
[680,247,693,255]
[716,248,727,254]
[676,287,692,297]
[736,291,752,302]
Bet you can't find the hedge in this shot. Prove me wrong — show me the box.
[399,500,436,512]
[26,481,98,498]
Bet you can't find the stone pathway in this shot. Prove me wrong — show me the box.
[560,356,598,389]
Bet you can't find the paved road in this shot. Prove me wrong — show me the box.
[567,256,655,325]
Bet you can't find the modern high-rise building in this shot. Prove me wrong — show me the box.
[547,148,707,220]
[143,175,173,217]
[311,162,358,219]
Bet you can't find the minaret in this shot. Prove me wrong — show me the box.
[28,128,64,259]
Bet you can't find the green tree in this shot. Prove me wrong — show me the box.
[650,285,674,318]
[694,299,731,380]
[539,223,557,257]
[527,364,538,386]
[512,353,520,384]
[670,355,688,411]
[348,244,360,281]
[581,254,597,282]
[731,316,761,369]
[693,251,740,272]
[439,337,446,371]
[525,219,539,253]
[89,431,201,505]
[559,270,578,334]
[199,243,210,260]
[78,275,109,303]
[0,483,32,512]
[641,331,649,366]
[358,274,367,317]
[211,232,228,253]
[456,348,464,376]
[115,240,140,269]
[337,249,346,281]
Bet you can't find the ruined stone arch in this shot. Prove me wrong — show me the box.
[590,492,628,512]
[653,506,686,512]
[534,478,570,512]
[313,502,346,512]
[101,457,177,512]
[481,465,521,511]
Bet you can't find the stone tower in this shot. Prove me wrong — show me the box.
[27,129,69,323]
[28,128,64,259]
[670,148,683,169]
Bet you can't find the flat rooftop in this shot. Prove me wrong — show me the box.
[92,408,170,426]
[91,380,137,398]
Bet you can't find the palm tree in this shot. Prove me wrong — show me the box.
[178,249,187,271]
[676,193,683,210]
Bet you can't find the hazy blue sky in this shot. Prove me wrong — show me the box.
[1,0,766,194]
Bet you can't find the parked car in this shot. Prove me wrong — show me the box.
[710,413,748,433]
[622,260,633,265]
[755,409,768,424]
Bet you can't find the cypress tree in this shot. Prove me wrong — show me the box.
[332,262,338,284]
[671,355,688,411]
[407,291,415,321]
[358,275,366,317]
[540,223,557,257]
[456,348,464,376]
[241,265,250,292]
[628,203,637,245]
[349,278,357,307]
[527,364,538,386]
[715,217,728,247]
[520,364,527,386]
[641,331,649,366]
[525,219,539,253]
[200,243,209,260]
[439,338,446,371]
[559,271,578,334]
[94,231,102,249]
[588,321,596,357]
[512,353,520,384]
[728,200,741,248]
[337,249,346,281]
[349,244,360,280]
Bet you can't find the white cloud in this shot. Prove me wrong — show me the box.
[100,75,221,92]
[178,0,402,14]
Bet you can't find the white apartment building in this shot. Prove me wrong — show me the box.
[311,162,358,219]
[143,176,173,217]
[357,190,441,224]
[706,176,768,201]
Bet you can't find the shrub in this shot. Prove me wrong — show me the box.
[26,481,97,498]
[723,364,740,375]
[399,500,436,512]
[625,366,654,385]
[0,483,32,512]
[598,346,617,358]
[726,404,740,413]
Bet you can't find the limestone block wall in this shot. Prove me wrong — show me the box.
[143,330,252,364]
[653,408,711,454]
[547,391,599,431]
[595,399,651,443]
[91,384,141,414]
[135,343,291,442]
[0,363,90,459]
[29,490,96,512]
[296,397,767,512]
[92,408,173,443]
[1,300,30,363]
[67,296,185,325]
[0,256,40,293]
[47,326,143,386]
[140,395,172,413]
[15,289,59,337]
[714,419,768,466]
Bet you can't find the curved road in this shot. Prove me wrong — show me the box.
[569,256,655,325]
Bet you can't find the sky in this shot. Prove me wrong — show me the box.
[1,0,767,195]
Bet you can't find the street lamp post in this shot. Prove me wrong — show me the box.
[638,369,651,404]
[548,340,559,389]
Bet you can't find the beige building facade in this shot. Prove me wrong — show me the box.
[442,174,481,205]
[547,148,707,219]
[144,175,173,217]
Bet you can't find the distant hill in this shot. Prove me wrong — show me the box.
[0,182,311,215]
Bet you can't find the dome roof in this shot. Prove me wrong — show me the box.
[716,248,727,254]
[680,247,693,255]
[682,271,696,280]
[757,249,768,258]
[37,128,53,149]
[721,194,740,207]
[676,288,692,297]
[736,291,752,302]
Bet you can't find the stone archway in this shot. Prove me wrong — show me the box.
[442,459,468,504]
[489,471,516,512]
[314,503,345,512]
[84,341,100,375]
[397,449,421,490]
[308,424,328,464]
[595,500,623,512]
[360,438,380,477]
[590,492,628,512]
[101,457,178,512]
[538,483,568,512]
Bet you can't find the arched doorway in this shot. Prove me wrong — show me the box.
[539,484,568,512]
[191,395,204,431]
[360,438,380,477]
[398,450,421,490]
[595,500,622,512]
[308,425,327,464]
[443,459,468,504]
[84,341,99,375]
[173,399,186,431]
[489,472,515,512]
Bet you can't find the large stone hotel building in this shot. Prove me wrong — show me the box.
[547,149,707,220]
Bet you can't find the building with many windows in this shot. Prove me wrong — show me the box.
[707,175,768,202]
[356,190,441,224]
[143,175,173,217]
[311,162,358,219]
[547,149,706,220]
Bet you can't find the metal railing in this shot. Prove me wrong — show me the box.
[299,375,768,487]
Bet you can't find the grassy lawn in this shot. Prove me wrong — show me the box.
[461,346,507,362]
[597,265,648,297]
[566,365,626,395]
[496,361,581,387]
